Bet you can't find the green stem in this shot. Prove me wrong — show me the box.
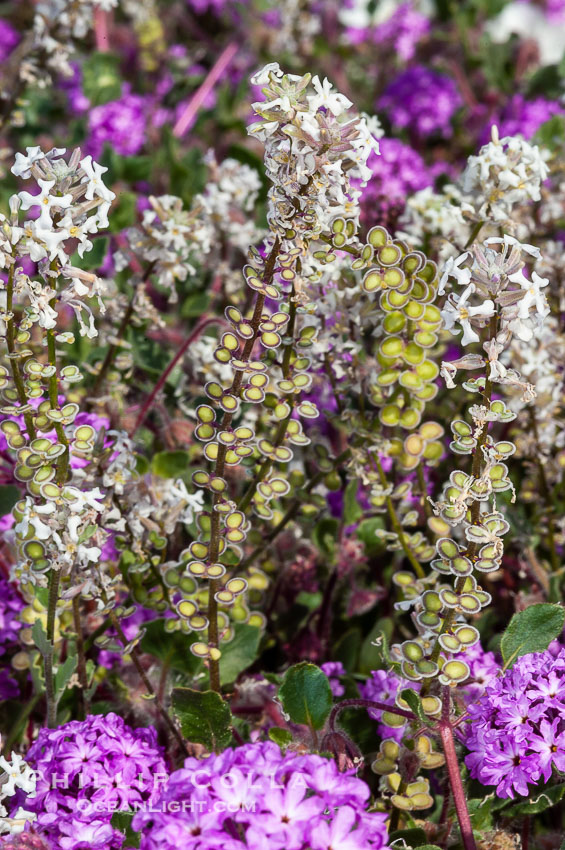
[72,595,89,720]
[373,455,425,579]
[5,263,36,439]
[45,568,61,728]
[206,237,281,692]
[109,610,189,756]
[528,408,560,572]
[240,447,353,570]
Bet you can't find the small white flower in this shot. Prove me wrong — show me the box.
[250,63,283,86]
[0,752,37,797]
[442,283,496,346]
[439,252,471,295]
[11,146,44,179]
[307,76,353,117]
[79,156,116,204]
[18,179,73,229]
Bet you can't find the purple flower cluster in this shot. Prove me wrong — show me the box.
[133,741,390,850]
[321,661,346,697]
[372,4,430,60]
[378,66,461,138]
[359,138,432,227]
[20,714,167,849]
[88,89,148,158]
[466,648,565,798]
[481,94,563,143]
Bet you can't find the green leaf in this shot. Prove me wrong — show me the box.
[140,619,203,677]
[500,603,565,667]
[312,517,338,558]
[82,53,122,105]
[343,479,362,524]
[278,662,333,731]
[506,782,565,816]
[268,727,293,748]
[219,624,261,686]
[181,291,210,318]
[110,811,141,848]
[533,115,565,153]
[172,688,232,751]
[55,652,77,700]
[334,628,362,671]
[151,450,191,478]
[109,192,137,232]
[356,517,385,552]
[32,619,53,657]
[0,484,19,515]
[389,827,429,846]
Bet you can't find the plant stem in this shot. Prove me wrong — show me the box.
[240,447,352,570]
[45,569,61,728]
[130,316,227,436]
[528,408,560,572]
[206,238,281,692]
[373,455,425,579]
[173,42,238,137]
[438,688,477,850]
[5,263,36,439]
[329,698,414,732]
[109,611,189,756]
[72,595,89,720]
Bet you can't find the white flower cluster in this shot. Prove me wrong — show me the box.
[399,184,473,259]
[462,126,549,222]
[115,194,212,303]
[2,146,113,338]
[196,152,264,252]
[124,476,204,543]
[248,63,380,242]
[26,0,119,82]
[440,235,550,371]
[0,748,37,836]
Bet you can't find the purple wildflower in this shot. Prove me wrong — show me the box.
[0,575,24,654]
[480,94,563,144]
[465,647,565,797]
[133,741,390,850]
[360,669,418,742]
[372,4,430,60]
[359,138,432,228]
[19,714,167,849]
[88,89,148,158]
[0,19,20,63]
[378,66,461,138]
[321,661,346,697]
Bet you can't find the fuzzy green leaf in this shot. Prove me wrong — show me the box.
[278,663,333,731]
[172,688,232,752]
[501,603,565,667]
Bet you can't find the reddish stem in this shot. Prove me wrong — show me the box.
[173,43,238,137]
[439,689,477,850]
[130,316,227,436]
[330,698,414,733]
[94,8,110,52]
